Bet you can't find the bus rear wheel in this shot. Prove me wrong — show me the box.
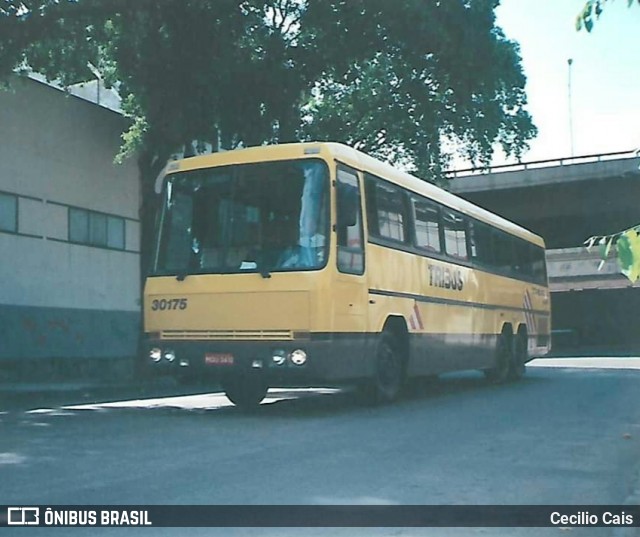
[223,377,268,409]
[508,331,528,380]
[484,331,511,384]
[369,331,405,404]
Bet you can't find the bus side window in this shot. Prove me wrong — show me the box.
[364,175,379,237]
[514,239,533,277]
[469,219,494,266]
[531,244,547,284]
[374,181,408,243]
[442,209,468,261]
[493,230,514,274]
[336,166,364,275]
[412,196,441,253]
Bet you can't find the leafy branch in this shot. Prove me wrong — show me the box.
[577,0,640,32]
[585,224,640,282]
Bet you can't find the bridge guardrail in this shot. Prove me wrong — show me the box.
[448,149,640,179]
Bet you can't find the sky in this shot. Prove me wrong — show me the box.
[492,0,640,165]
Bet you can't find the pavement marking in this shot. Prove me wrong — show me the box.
[0,452,27,465]
[530,357,640,370]
[63,392,236,411]
[27,408,75,416]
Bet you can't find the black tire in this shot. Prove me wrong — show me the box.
[508,331,528,380]
[223,377,268,409]
[484,331,511,384]
[368,330,405,404]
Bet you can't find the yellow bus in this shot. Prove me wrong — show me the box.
[144,142,551,407]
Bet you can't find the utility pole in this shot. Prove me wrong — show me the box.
[567,58,575,157]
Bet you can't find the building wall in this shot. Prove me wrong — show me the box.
[0,77,141,364]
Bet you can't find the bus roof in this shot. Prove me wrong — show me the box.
[164,142,545,248]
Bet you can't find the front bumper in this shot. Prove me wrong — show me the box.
[144,334,370,386]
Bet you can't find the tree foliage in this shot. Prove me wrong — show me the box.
[1,0,537,280]
[0,0,536,179]
[302,0,536,178]
[586,225,640,283]
[577,0,640,32]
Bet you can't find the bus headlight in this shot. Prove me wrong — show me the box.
[164,349,176,362]
[289,349,307,366]
[150,348,162,362]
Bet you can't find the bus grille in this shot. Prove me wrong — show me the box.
[160,330,294,341]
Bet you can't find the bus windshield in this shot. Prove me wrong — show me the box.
[154,159,329,278]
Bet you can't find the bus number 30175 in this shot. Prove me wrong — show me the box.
[151,298,188,311]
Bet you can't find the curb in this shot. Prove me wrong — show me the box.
[0,378,214,412]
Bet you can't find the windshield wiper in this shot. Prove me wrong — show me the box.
[256,258,272,279]
[176,247,200,281]
[247,251,271,279]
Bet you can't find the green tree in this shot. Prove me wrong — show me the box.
[302,0,536,179]
[586,226,640,283]
[577,0,640,32]
[0,0,537,272]
[1,1,536,173]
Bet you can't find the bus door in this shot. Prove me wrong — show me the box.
[334,165,367,336]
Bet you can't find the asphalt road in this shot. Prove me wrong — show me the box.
[2,359,640,537]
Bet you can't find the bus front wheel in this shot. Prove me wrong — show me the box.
[368,331,405,404]
[223,377,268,409]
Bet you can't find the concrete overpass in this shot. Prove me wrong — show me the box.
[449,150,640,354]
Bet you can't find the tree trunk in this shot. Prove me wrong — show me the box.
[134,148,166,378]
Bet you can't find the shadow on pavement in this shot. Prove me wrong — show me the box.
[2,368,550,421]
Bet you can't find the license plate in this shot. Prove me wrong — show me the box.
[205,353,234,366]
